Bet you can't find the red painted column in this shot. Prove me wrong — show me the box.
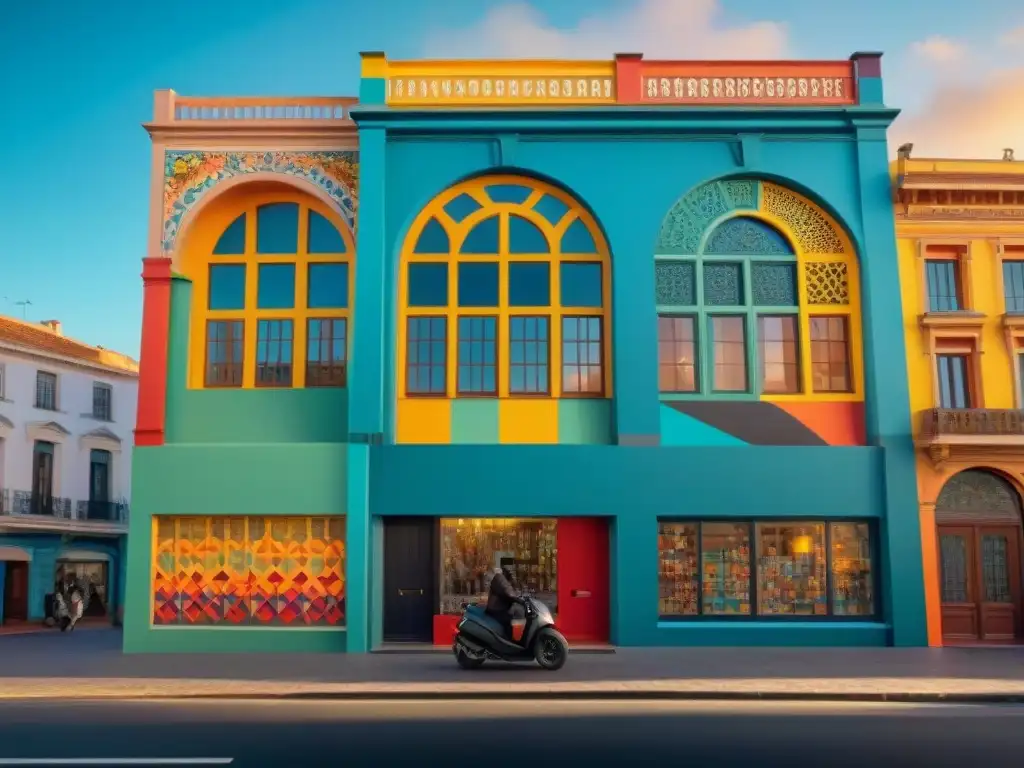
[135,257,173,447]
[613,53,644,103]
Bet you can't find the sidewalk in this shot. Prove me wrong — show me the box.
[2,629,1024,702]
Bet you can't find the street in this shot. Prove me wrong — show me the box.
[0,699,1021,767]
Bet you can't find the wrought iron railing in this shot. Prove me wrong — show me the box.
[75,500,129,522]
[0,490,125,523]
[920,408,1024,438]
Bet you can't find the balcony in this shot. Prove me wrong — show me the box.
[145,91,358,140]
[917,408,1024,465]
[0,489,127,534]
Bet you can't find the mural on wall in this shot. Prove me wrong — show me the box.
[152,516,346,626]
[162,150,359,254]
[655,178,865,447]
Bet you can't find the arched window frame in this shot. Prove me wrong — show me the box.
[397,174,612,400]
[183,190,355,390]
[655,181,864,401]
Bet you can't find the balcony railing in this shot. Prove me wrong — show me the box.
[153,91,358,124]
[919,408,1024,439]
[0,489,127,524]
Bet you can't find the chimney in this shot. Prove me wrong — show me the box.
[1004,148,1016,161]
[897,143,914,159]
[40,319,62,336]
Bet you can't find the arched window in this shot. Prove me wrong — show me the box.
[399,175,610,399]
[187,193,354,389]
[655,179,861,399]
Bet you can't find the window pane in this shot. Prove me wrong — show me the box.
[509,316,550,395]
[458,262,500,307]
[257,264,296,309]
[408,263,449,307]
[460,215,499,255]
[255,319,293,387]
[208,264,246,310]
[508,262,551,307]
[657,315,697,392]
[1004,261,1024,313]
[981,534,1012,603]
[659,522,698,616]
[213,213,246,255]
[406,316,447,395]
[561,316,603,395]
[560,217,598,253]
[700,523,751,615]
[205,320,244,387]
[810,315,850,392]
[937,354,970,408]
[925,259,960,312]
[307,263,349,309]
[756,523,826,616]
[306,318,347,387]
[508,215,549,253]
[711,316,746,391]
[256,202,299,254]
[307,210,347,254]
[560,262,603,308]
[940,534,969,603]
[457,316,497,395]
[440,518,558,615]
[35,372,57,409]
[758,315,800,394]
[414,217,450,254]
[703,263,743,306]
[831,523,874,616]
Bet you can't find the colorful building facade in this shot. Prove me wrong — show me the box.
[895,150,1024,646]
[124,51,928,653]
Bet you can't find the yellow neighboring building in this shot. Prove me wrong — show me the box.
[895,147,1024,646]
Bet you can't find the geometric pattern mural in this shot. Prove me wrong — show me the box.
[152,516,345,626]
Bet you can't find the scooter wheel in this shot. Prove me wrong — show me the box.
[533,627,569,671]
[454,644,485,669]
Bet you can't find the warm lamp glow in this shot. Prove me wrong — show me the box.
[792,535,812,555]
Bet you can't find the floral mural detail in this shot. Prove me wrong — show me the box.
[162,150,359,254]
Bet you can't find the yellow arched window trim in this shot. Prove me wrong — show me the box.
[397,174,613,400]
[695,203,864,404]
[182,189,355,390]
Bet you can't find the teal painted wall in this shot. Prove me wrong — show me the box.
[123,444,348,653]
[165,278,349,444]
[0,534,124,622]
[558,399,613,444]
[660,405,747,446]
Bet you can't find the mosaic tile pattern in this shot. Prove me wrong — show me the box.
[162,151,359,254]
[152,516,346,626]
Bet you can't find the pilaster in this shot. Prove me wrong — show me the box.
[135,258,173,447]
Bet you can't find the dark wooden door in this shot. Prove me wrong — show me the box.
[939,524,1023,643]
[383,518,437,642]
[3,562,29,621]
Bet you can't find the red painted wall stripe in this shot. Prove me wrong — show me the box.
[135,257,173,447]
[614,53,644,103]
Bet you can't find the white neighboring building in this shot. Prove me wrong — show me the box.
[0,315,137,626]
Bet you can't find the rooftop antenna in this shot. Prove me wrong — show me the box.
[14,299,32,319]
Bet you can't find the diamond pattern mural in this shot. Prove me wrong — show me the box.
[152,516,346,626]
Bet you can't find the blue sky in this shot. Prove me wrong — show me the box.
[0,0,1021,357]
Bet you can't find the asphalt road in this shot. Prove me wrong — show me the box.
[0,699,1021,767]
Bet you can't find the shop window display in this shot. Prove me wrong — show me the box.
[440,518,557,616]
[700,523,752,615]
[756,523,826,615]
[657,520,876,619]
[830,523,874,615]
[56,561,109,617]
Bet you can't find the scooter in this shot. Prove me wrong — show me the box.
[453,594,569,671]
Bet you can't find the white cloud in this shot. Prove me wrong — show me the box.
[422,0,788,60]
[889,68,1024,158]
[1000,26,1024,46]
[909,35,967,64]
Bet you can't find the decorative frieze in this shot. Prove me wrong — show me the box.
[639,74,854,105]
[386,76,615,105]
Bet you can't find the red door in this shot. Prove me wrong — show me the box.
[556,517,610,643]
[3,562,29,622]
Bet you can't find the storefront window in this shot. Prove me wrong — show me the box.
[658,523,698,616]
[756,523,826,616]
[657,519,877,619]
[701,523,751,615]
[440,518,557,615]
[831,523,874,616]
[56,561,109,617]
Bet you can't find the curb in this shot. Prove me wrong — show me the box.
[3,690,1023,704]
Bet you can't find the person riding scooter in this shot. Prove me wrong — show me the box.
[485,565,524,643]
